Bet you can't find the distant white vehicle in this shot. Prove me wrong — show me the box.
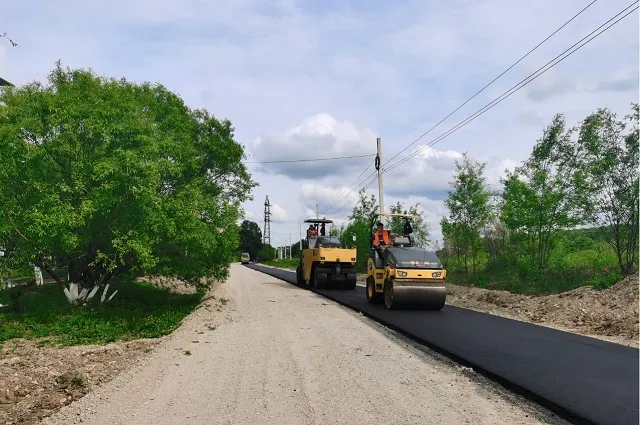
[241,252,250,264]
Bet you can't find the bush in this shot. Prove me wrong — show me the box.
[587,272,623,290]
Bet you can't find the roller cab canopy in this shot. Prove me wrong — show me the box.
[304,218,333,224]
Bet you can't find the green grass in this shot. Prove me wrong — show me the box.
[0,280,203,346]
[442,242,634,295]
[262,258,298,269]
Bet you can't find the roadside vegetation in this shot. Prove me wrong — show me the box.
[437,105,638,295]
[0,62,256,346]
[261,258,299,269]
[0,279,203,346]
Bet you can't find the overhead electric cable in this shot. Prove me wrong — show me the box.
[324,172,378,217]
[245,153,375,164]
[383,2,638,174]
[321,166,377,216]
[383,0,599,167]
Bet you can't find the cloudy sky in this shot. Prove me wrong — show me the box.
[2,0,638,246]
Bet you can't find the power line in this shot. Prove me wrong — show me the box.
[383,1,638,174]
[383,0,599,168]
[320,162,375,215]
[324,171,378,217]
[324,170,378,216]
[245,153,375,164]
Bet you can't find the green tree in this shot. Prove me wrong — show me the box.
[257,244,276,262]
[388,201,431,248]
[0,62,257,295]
[238,220,262,261]
[573,104,639,275]
[500,114,582,269]
[440,153,491,273]
[330,224,343,238]
[349,188,378,221]
[340,188,378,271]
[482,192,512,266]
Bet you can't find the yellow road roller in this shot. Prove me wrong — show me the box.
[295,218,358,290]
[365,212,447,310]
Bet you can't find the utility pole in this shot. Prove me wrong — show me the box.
[299,223,302,251]
[376,137,385,215]
[289,234,292,258]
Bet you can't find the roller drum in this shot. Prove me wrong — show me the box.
[386,278,446,310]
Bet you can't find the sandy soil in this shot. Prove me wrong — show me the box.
[0,338,161,425]
[36,264,564,425]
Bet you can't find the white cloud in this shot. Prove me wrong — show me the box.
[270,204,290,223]
[248,113,377,179]
[298,183,360,215]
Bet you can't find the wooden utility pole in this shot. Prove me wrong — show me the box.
[376,137,384,215]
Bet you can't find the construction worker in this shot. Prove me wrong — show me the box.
[372,222,399,266]
[307,225,318,238]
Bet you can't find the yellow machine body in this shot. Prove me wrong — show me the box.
[301,247,357,281]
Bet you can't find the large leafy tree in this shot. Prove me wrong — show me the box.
[239,220,262,260]
[573,104,639,275]
[440,153,491,273]
[500,114,582,269]
[0,62,257,292]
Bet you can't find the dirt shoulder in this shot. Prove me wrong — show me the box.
[0,338,161,425]
[0,279,228,425]
[261,263,639,348]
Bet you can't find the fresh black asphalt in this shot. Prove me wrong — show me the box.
[245,263,639,425]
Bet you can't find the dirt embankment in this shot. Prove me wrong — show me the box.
[444,273,639,347]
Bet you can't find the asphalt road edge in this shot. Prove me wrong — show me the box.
[244,263,598,425]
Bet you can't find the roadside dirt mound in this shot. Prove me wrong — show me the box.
[0,338,160,425]
[447,273,639,347]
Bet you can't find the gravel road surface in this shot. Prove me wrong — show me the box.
[41,264,561,425]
